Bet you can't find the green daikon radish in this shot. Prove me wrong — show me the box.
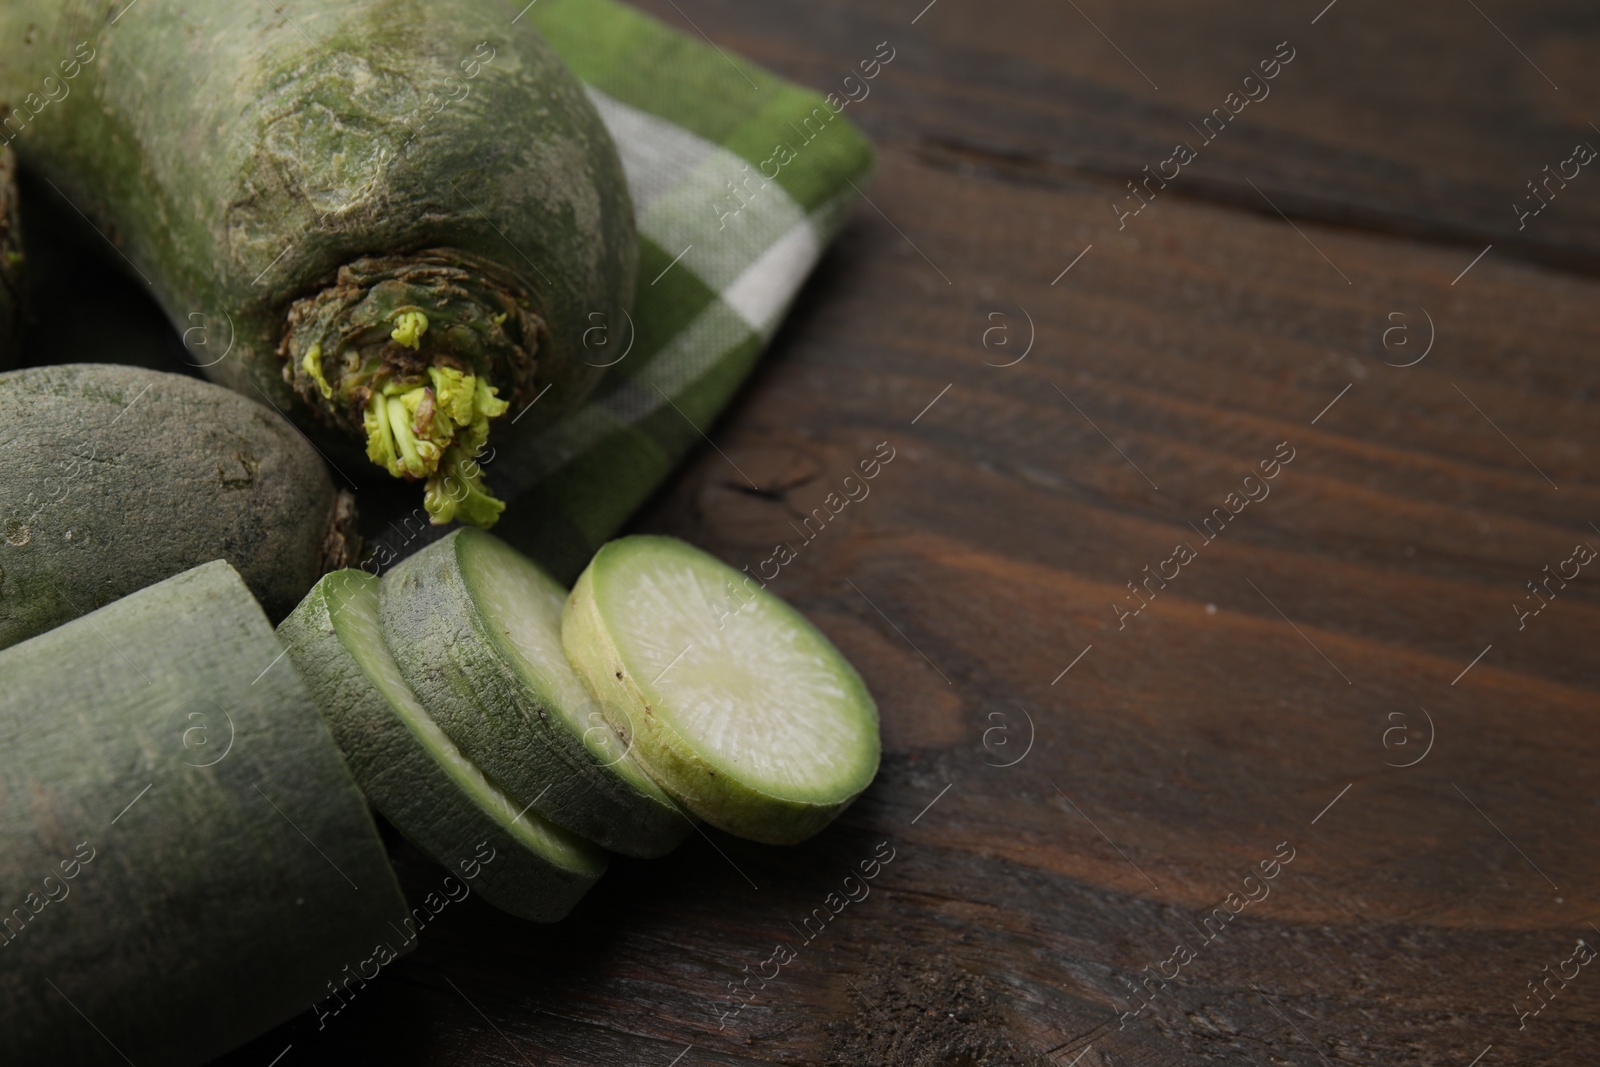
[0,2,636,524]
[0,560,405,1066]
[0,364,354,650]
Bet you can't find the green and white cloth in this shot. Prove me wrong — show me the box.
[490,0,874,580]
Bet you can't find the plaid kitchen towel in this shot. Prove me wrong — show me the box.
[489,0,874,580]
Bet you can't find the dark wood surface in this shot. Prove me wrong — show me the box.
[213,2,1600,1064]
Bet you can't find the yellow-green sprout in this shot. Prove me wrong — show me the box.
[424,451,507,528]
[363,389,402,477]
[427,365,477,427]
[390,309,429,350]
[301,344,334,400]
[424,378,510,527]
[362,364,512,526]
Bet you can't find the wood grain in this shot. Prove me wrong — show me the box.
[627,0,1600,275]
[203,1,1597,1063]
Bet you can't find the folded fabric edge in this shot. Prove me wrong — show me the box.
[527,0,876,210]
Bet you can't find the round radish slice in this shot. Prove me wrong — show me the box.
[562,536,880,845]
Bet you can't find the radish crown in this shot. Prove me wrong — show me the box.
[280,249,543,527]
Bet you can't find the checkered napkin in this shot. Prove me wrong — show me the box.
[489,0,873,579]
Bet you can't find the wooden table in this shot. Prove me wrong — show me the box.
[221,2,1600,1063]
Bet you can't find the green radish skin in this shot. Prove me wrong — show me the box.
[562,537,881,846]
[0,560,406,1066]
[381,529,691,858]
[0,1,636,525]
[279,569,606,922]
[0,146,20,365]
[0,364,356,650]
